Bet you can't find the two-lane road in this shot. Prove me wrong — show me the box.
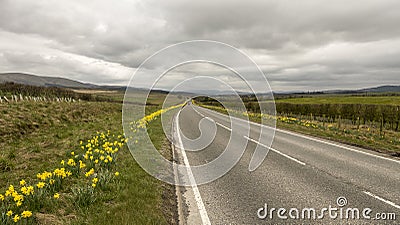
[174,103,400,224]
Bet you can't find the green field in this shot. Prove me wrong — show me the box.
[276,95,400,105]
[0,90,177,224]
[197,95,400,154]
[2,84,399,224]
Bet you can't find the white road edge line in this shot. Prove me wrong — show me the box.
[244,136,306,166]
[176,111,211,225]
[363,191,400,210]
[193,105,305,166]
[197,105,400,165]
[275,128,400,165]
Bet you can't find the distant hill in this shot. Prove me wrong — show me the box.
[358,85,400,93]
[321,85,400,95]
[0,73,99,89]
[1,72,399,94]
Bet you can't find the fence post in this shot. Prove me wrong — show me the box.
[338,115,341,129]
[357,117,360,130]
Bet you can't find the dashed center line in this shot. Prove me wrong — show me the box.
[364,191,400,210]
[191,105,400,216]
[197,105,400,165]
[195,106,305,166]
[244,136,306,166]
[215,122,232,131]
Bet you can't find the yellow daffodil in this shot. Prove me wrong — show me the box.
[21,210,32,218]
[85,168,95,177]
[5,189,13,197]
[79,160,86,169]
[37,171,52,181]
[20,186,34,196]
[67,158,76,166]
[53,168,67,178]
[13,193,23,202]
[54,193,60,199]
[13,215,20,222]
[19,179,26,186]
[36,182,45,189]
[107,155,113,162]
[8,185,15,192]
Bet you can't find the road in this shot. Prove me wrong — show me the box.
[173,103,400,224]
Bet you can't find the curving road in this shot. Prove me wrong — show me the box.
[173,103,400,224]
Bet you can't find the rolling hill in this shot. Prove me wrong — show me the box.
[0,73,98,89]
[359,85,400,93]
[1,72,399,94]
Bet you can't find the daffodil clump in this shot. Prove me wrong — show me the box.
[198,103,320,129]
[274,115,319,129]
[0,183,40,224]
[1,131,126,224]
[66,131,126,207]
[131,104,185,130]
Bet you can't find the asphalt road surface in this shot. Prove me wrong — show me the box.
[173,103,400,225]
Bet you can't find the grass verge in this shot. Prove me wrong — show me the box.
[0,100,177,224]
[197,104,400,155]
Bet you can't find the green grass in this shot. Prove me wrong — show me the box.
[198,103,400,154]
[275,121,400,154]
[275,96,400,105]
[0,97,177,224]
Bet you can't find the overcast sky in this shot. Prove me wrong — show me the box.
[0,0,399,92]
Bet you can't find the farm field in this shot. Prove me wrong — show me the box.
[0,89,177,224]
[196,93,400,155]
[275,95,400,105]
[2,82,399,224]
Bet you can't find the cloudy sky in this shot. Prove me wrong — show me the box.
[0,0,399,92]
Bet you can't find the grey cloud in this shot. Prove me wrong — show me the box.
[0,0,400,91]
[153,0,400,49]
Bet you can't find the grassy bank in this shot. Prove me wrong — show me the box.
[197,103,400,155]
[0,98,177,224]
[275,95,400,105]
